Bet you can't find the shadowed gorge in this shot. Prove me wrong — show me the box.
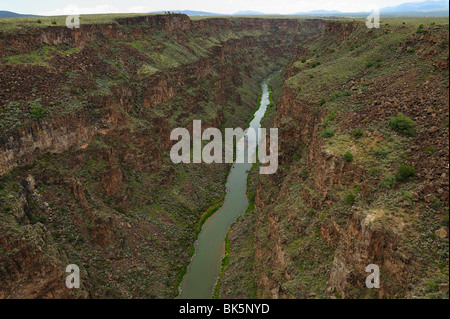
[217,19,449,299]
[0,14,325,298]
[0,13,448,300]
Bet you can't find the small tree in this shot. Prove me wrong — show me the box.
[344,152,354,162]
[396,165,416,182]
[345,193,355,205]
[389,113,415,136]
[382,175,397,188]
[321,129,335,138]
[352,129,364,138]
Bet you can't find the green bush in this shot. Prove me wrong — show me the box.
[301,58,306,63]
[431,198,441,209]
[396,165,416,182]
[319,98,326,106]
[344,152,354,162]
[325,113,336,121]
[425,280,439,293]
[29,101,48,120]
[321,129,335,138]
[402,192,413,202]
[389,113,415,136]
[382,175,397,188]
[425,146,437,154]
[352,129,364,138]
[374,149,389,158]
[368,167,381,177]
[345,193,355,206]
[366,61,373,68]
[0,101,23,132]
[416,24,424,34]
[344,90,351,97]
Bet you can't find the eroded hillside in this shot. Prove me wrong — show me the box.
[0,14,326,298]
[217,19,449,299]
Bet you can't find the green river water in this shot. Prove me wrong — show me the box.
[178,74,274,299]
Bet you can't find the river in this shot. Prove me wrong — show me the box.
[178,74,274,299]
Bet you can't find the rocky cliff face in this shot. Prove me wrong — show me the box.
[0,15,326,298]
[218,20,449,299]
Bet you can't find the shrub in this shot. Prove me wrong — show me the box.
[330,91,342,101]
[396,165,416,182]
[431,198,441,209]
[29,101,48,120]
[443,213,449,226]
[374,149,389,158]
[425,146,437,154]
[325,113,336,121]
[301,58,306,63]
[52,21,57,25]
[366,61,373,68]
[425,280,439,293]
[402,192,413,202]
[389,113,415,136]
[368,167,381,177]
[321,129,335,138]
[37,19,42,24]
[345,193,355,205]
[416,24,424,34]
[382,175,397,188]
[344,90,351,97]
[344,152,354,162]
[352,129,364,138]
[319,98,326,106]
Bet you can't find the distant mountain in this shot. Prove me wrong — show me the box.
[292,9,342,16]
[233,10,266,15]
[381,0,449,12]
[0,10,38,18]
[304,10,341,14]
[150,10,223,16]
[293,0,448,17]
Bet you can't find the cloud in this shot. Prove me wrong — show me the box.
[127,6,155,13]
[38,4,124,16]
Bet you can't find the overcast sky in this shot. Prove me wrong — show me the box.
[0,0,441,16]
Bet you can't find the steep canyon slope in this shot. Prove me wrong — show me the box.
[0,14,325,298]
[217,19,449,299]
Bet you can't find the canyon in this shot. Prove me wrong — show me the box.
[0,14,448,299]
